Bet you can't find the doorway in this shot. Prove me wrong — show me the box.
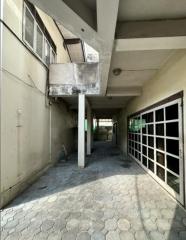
[94,119,113,142]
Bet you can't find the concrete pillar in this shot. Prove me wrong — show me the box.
[78,94,85,168]
[96,119,99,132]
[87,105,91,155]
[91,117,94,149]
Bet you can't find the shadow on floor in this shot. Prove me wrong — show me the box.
[5,141,140,208]
[2,141,186,240]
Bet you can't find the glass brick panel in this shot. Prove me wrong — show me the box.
[157,151,165,166]
[148,148,154,160]
[156,124,164,136]
[142,156,147,167]
[167,155,179,175]
[143,146,147,156]
[166,122,179,138]
[142,135,147,145]
[156,137,164,151]
[156,109,164,122]
[148,124,154,135]
[148,160,154,172]
[166,104,178,120]
[166,139,179,156]
[167,172,180,194]
[148,137,154,147]
[157,165,165,181]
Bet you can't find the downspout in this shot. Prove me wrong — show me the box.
[46,68,52,163]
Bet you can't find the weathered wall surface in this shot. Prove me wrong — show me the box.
[51,103,76,162]
[0,0,74,207]
[49,63,100,96]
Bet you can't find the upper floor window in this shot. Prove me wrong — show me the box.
[36,25,43,59]
[23,1,56,66]
[45,39,50,65]
[25,7,34,48]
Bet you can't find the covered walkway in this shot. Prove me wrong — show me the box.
[1,142,186,240]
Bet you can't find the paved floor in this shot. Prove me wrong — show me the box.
[1,142,186,240]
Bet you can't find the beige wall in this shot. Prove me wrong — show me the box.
[2,0,70,63]
[51,103,76,162]
[36,8,70,64]
[117,110,127,155]
[118,50,186,155]
[0,0,74,207]
[117,50,186,207]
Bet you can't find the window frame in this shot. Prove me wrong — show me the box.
[128,98,184,205]
[50,49,56,64]
[35,23,44,60]
[23,2,57,66]
[23,4,35,51]
[44,38,51,66]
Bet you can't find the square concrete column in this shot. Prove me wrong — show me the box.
[91,117,94,150]
[87,105,92,155]
[78,94,85,168]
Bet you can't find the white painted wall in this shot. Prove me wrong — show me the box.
[0,0,74,207]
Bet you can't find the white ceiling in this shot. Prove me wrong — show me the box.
[62,96,130,118]
[108,49,175,88]
[63,0,97,30]
[80,0,96,11]
[90,96,131,118]
[62,96,78,107]
[110,50,174,70]
[109,70,157,88]
[63,96,130,109]
[92,108,122,118]
[118,0,186,21]
[88,96,130,109]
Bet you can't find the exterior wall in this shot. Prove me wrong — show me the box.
[118,50,186,154]
[0,0,74,207]
[36,8,70,64]
[117,50,186,207]
[51,103,76,162]
[117,110,127,156]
